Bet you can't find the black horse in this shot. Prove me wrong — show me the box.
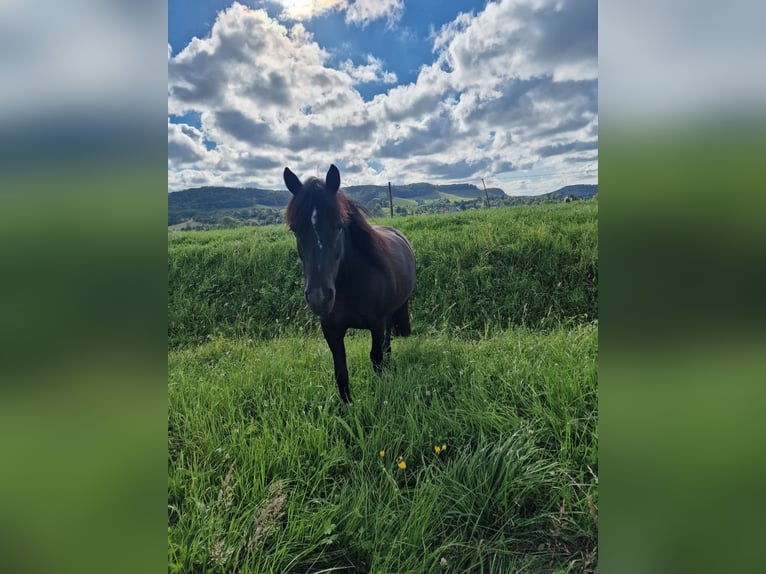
[284,164,416,403]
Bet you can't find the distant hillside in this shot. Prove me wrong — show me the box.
[501,184,597,206]
[168,186,285,225]
[342,182,506,204]
[543,184,598,201]
[168,182,596,228]
[168,182,506,227]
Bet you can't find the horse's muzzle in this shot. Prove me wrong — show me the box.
[305,287,335,316]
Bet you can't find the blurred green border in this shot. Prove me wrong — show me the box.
[0,159,169,574]
[600,119,766,573]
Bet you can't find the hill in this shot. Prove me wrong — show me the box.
[542,184,598,202]
[168,186,286,226]
[342,182,506,203]
[169,182,517,228]
[168,182,597,229]
[500,184,597,206]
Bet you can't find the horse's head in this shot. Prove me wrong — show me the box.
[284,164,347,317]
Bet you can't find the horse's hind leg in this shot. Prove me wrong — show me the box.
[392,301,411,337]
[381,303,410,365]
[370,321,386,374]
[383,317,393,358]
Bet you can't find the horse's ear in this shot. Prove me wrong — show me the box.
[284,167,302,195]
[326,164,340,194]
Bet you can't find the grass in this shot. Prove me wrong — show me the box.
[168,202,597,348]
[168,324,597,573]
[393,197,419,208]
[168,201,598,572]
[437,191,475,202]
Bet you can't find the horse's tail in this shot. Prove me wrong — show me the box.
[391,300,411,337]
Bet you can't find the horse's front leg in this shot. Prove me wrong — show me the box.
[322,323,351,403]
[370,321,386,374]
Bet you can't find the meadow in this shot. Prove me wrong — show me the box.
[168,201,598,573]
[168,202,597,347]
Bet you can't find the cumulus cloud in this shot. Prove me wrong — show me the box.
[272,0,345,21]
[371,62,453,123]
[168,6,342,115]
[168,5,368,169]
[367,0,597,189]
[340,55,397,84]
[270,0,404,28]
[537,139,599,158]
[168,0,598,193]
[170,168,223,190]
[168,2,387,187]
[345,0,404,28]
[434,0,598,86]
[168,120,208,164]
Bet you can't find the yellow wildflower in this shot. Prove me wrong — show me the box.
[397,460,407,470]
[434,445,441,454]
[379,450,385,457]
[442,444,447,451]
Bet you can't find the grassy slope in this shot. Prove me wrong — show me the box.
[168,201,598,573]
[169,325,597,573]
[168,202,597,347]
[393,197,418,207]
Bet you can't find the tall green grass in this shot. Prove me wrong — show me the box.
[168,202,597,347]
[168,324,597,573]
[168,201,598,571]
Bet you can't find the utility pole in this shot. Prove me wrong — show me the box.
[388,181,394,218]
[481,178,490,208]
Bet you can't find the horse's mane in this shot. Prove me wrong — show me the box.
[341,194,393,275]
[285,179,392,276]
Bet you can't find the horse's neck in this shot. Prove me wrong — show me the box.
[340,222,379,273]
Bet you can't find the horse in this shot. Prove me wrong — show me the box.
[283,164,416,403]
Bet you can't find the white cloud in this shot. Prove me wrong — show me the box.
[169,168,223,191]
[168,120,209,165]
[369,61,452,123]
[273,0,345,21]
[345,0,404,28]
[340,55,397,84]
[270,0,404,28]
[434,0,598,88]
[168,0,598,194]
[168,3,376,187]
[169,5,366,144]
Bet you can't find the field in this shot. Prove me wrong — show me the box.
[168,201,598,572]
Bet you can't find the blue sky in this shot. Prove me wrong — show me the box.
[168,0,598,194]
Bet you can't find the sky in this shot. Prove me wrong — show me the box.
[168,0,598,195]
